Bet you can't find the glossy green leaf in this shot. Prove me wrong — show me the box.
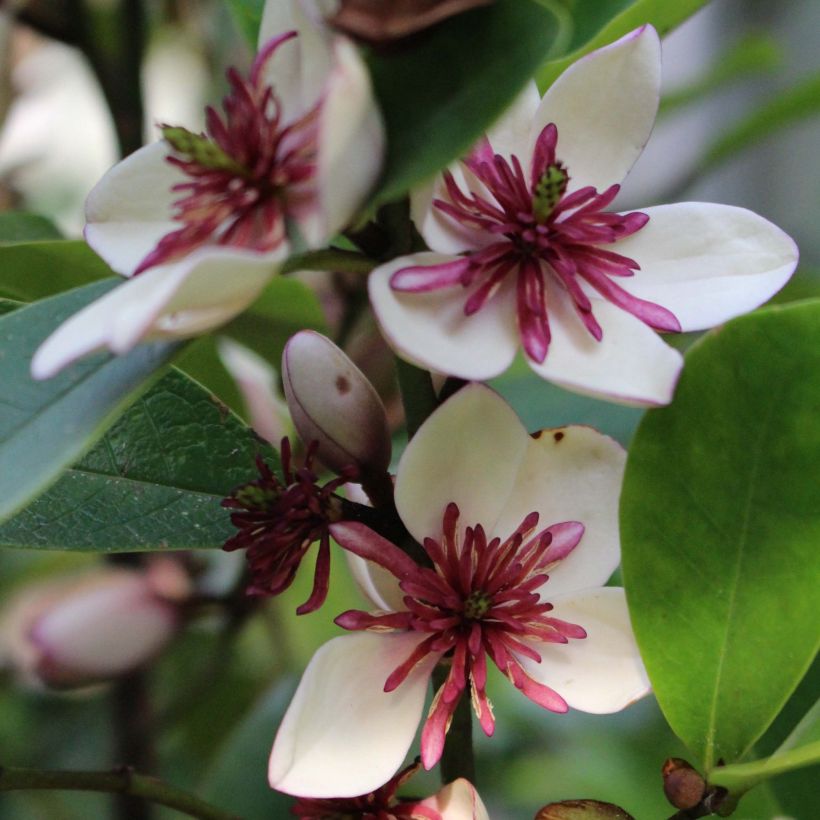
[0,212,62,243]
[537,0,711,90]
[368,0,560,205]
[711,700,820,794]
[0,239,112,302]
[621,300,820,772]
[0,369,277,551]
[0,280,180,523]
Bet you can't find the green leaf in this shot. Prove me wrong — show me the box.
[201,678,298,820]
[711,700,820,794]
[537,0,712,91]
[621,300,820,772]
[0,280,181,523]
[226,0,265,46]
[0,212,62,243]
[0,239,113,302]
[701,71,820,171]
[368,0,560,206]
[0,369,277,551]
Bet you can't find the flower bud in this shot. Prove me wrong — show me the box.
[282,330,391,476]
[0,563,188,690]
[662,757,706,810]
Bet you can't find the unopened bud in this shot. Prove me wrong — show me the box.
[662,758,706,810]
[535,800,634,819]
[0,566,188,690]
[282,331,391,476]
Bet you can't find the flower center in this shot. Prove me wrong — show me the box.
[463,589,492,620]
[390,122,681,363]
[135,31,318,275]
[222,438,350,614]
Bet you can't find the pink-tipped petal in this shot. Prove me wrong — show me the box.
[369,253,519,381]
[420,779,491,820]
[269,631,435,798]
[528,25,661,192]
[519,587,650,713]
[395,384,529,545]
[613,202,799,330]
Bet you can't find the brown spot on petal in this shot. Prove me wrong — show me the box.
[335,375,351,395]
[531,430,543,440]
[553,431,565,442]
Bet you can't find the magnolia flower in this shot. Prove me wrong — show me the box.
[291,762,488,819]
[368,25,798,405]
[31,0,384,380]
[269,384,649,797]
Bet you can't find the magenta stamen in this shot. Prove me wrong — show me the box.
[334,502,587,769]
[392,122,680,359]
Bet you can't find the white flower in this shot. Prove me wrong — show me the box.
[268,384,649,797]
[367,25,798,406]
[31,0,384,380]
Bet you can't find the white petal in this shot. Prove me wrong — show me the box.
[368,253,519,380]
[343,550,406,612]
[520,587,650,713]
[217,338,291,445]
[84,141,182,276]
[395,384,528,545]
[528,280,683,406]
[487,81,541,158]
[528,26,661,192]
[410,165,494,256]
[32,248,282,379]
[422,779,490,820]
[613,202,799,331]
[259,0,334,118]
[492,427,626,597]
[269,631,435,797]
[314,36,384,243]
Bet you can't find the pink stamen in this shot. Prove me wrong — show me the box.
[135,32,317,275]
[333,502,587,769]
[392,123,681,361]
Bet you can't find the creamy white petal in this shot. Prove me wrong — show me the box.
[32,248,283,379]
[492,426,625,597]
[369,253,519,380]
[613,202,799,331]
[520,587,650,713]
[411,165,495,256]
[269,631,435,797]
[343,550,407,612]
[487,81,541,158]
[421,779,490,820]
[528,26,661,192]
[395,384,528,545]
[84,141,182,276]
[528,280,683,406]
[314,37,384,243]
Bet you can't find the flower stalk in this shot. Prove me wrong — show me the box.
[0,766,240,820]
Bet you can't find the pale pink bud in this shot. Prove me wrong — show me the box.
[282,330,391,476]
[0,566,186,690]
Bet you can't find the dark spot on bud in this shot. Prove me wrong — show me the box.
[553,431,565,442]
[335,375,351,395]
[662,758,706,810]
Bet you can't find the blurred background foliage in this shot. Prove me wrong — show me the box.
[0,0,817,818]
